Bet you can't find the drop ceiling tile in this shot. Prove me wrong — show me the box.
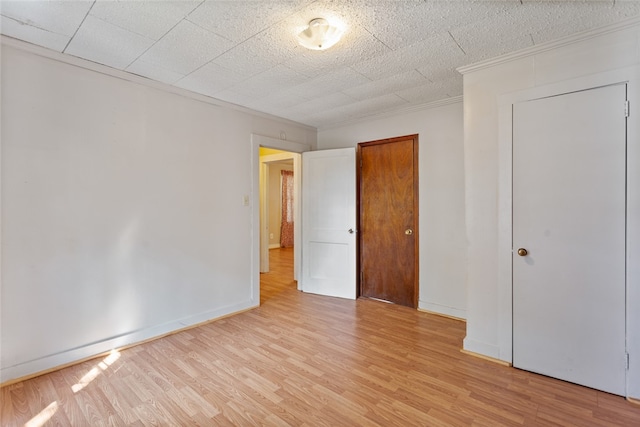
[343,70,428,101]
[0,0,92,37]
[210,89,259,109]
[300,93,408,128]
[90,0,201,41]
[280,67,371,101]
[449,13,534,64]
[126,60,185,85]
[416,61,466,85]
[352,32,461,80]
[1,15,70,51]
[337,93,408,118]
[65,15,155,70]
[175,61,245,98]
[613,1,640,19]
[138,20,235,76]
[187,1,306,43]
[278,111,312,125]
[347,0,520,50]
[291,107,353,128]
[211,25,301,80]
[449,1,638,65]
[280,92,358,118]
[249,92,311,112]
[526,1,640,45]
[225,65,310,99]
[395,77,461,104]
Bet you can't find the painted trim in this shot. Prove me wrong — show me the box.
[460,349,512,367]
[0,36,316,132]
[319,96,463,131]
[462,338,502,361]
[269,244,281,249]
[418,307,466,322]
[0,301,257,385]
[458,15,640,74]
[418,302,466,321]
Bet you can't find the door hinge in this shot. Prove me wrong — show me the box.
[625,100,630,118]
[626,352,630,370]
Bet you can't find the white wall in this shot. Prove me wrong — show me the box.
[317,101,467,319]
[0,40,316,383]
[460,18,640,398]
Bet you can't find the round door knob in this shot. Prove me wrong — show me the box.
[517,248,528,256]
[348,228,355,234]
[405,229,413,235]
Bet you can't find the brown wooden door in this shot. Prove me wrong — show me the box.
[358,135,418,308]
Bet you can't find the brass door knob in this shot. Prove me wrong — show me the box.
[517,248,528,256]
[405,229,413,235]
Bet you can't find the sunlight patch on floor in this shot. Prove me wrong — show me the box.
[71,350,121,393]
[25,401,58,427]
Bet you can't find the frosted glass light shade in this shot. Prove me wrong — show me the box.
[297,18,344,51]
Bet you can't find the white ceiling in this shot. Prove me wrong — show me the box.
[2,1,639,129]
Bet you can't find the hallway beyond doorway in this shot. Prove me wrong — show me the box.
[261,247,295,304]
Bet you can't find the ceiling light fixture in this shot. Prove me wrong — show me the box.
[297,18,344,51]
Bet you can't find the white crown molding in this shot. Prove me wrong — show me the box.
[458,14,640,75]
[318,95,463,131]
[0,35,317,132]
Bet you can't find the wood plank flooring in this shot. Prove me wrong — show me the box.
[2,247,640,426]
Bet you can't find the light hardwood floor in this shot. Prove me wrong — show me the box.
[2,247,640,426]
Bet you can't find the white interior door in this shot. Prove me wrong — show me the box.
[513,84,627,395]
[302,148,356,299]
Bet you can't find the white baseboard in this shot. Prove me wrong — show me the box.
[269,244,280,249]
[462,337,503,361]
[0,300,257,384]
[418,301,466,320]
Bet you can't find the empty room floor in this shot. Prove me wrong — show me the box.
[2,247,640,426]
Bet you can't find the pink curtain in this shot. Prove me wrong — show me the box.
[280,170,294,248]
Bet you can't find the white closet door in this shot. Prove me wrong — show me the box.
[513,84,627,395]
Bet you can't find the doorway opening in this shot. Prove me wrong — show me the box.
[250,134,309,308]
[259,147,300,303]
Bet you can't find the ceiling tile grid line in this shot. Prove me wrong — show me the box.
[1,0,639,129]
[62,1,96,53]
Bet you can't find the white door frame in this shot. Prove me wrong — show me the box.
[251,134,309,303]
[496,66,640,398]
